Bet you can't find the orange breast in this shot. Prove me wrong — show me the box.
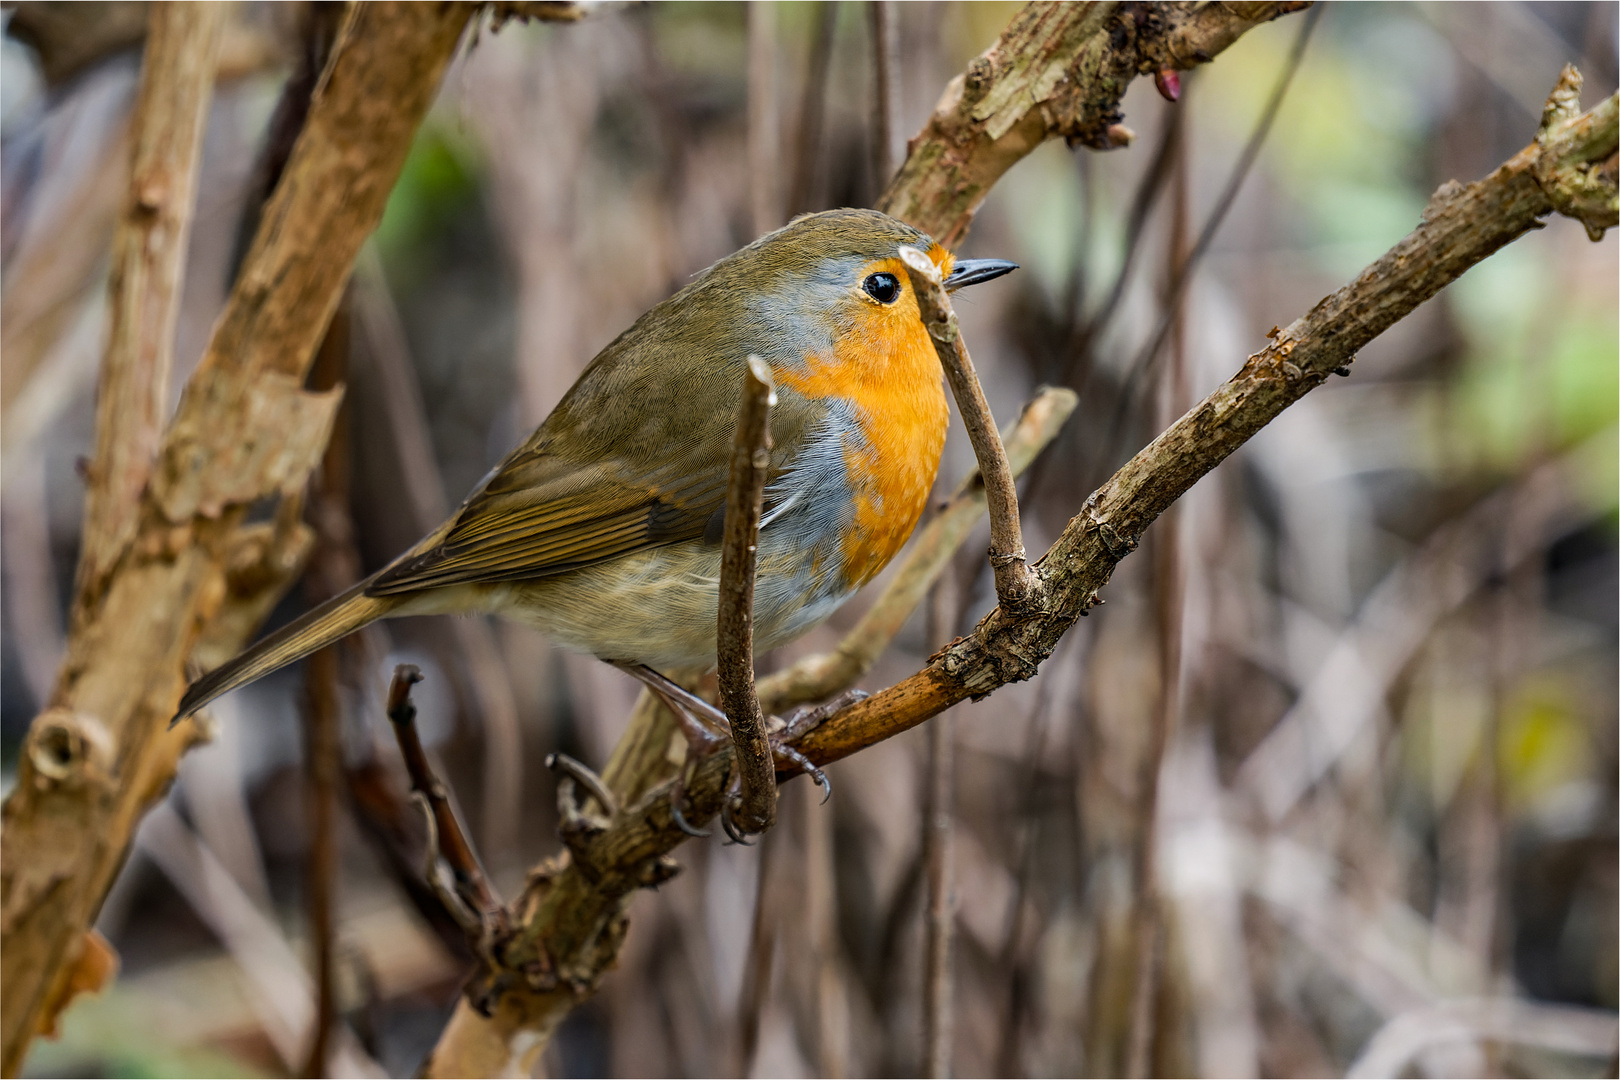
[774,255,950,588]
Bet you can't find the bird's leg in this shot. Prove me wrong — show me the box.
[612,661,730,751]
[611,662,727,837]
[611,661,848,819]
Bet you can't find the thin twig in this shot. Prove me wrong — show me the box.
[899,246,1040,613]
[717,356,779,834]
[1126,121,1193,1077]
[301,292,356,1080]
[921,572,957,1079]
[869,1,898,193]
[384,665,503,926]
[789,2,838,217]
[732,832,779,1076]
[301,644,340,1079]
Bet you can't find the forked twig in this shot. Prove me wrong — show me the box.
[384,665,504,931]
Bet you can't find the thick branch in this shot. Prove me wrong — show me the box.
[899,245,1039,613]
[72,3,226,626]
[0,7,476,1073]
[716,356,779,834]
[877,0,1306,244]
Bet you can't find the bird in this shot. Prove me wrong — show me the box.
[174,208,1016,739]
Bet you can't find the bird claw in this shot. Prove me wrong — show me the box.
[613,661,845,828]
[670,798,711,838]
[771,741,831,803]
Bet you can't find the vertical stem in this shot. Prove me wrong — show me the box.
[748,1,780,236]
[1126,107,1191,1080]
[302,644,340,1078]
[804,780,847,1078]
[733,833,778,1077]
[922,568,957,1078]
[301,296,353,1078]
[717,356,779,833]
[868,1,898,192]
[72,1,225,623]
[788,1,838,217]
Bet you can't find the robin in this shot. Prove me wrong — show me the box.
[175,209,1016,760]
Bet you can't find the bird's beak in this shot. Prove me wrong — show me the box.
[944,258,1019,292]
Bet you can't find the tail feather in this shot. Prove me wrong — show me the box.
[174,579,398,721]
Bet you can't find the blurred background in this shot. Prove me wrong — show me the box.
[2,2,1616,1076]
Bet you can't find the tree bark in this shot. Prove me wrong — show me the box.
[0,6,476,1074]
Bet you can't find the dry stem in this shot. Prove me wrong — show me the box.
[899,245,1039,613]
[716,356,779,834]
[757,386,1076,712]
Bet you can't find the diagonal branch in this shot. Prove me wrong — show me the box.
[717,356,779,834]
[798,71,1618,767]
[757,385,1077,712]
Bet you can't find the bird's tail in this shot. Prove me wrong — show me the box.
[174,578,399,721]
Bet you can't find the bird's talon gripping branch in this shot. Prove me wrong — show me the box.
[718,772,757,846]
[669,798,711,839]
[547,753,615,863]
[545,752,617,819]
[774,742,832,804]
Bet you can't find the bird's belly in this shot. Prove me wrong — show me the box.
[454,530,855,670]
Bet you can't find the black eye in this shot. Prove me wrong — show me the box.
[862,272,901,304]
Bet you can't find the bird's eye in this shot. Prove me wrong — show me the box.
[862,272,901,304]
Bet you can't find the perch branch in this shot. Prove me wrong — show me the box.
[0,7,477,1073]
[717,357,780,834]
[899,245,1039,613]
[423,69,1617,1076]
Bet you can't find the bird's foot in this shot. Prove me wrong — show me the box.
[612,662,863,827]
